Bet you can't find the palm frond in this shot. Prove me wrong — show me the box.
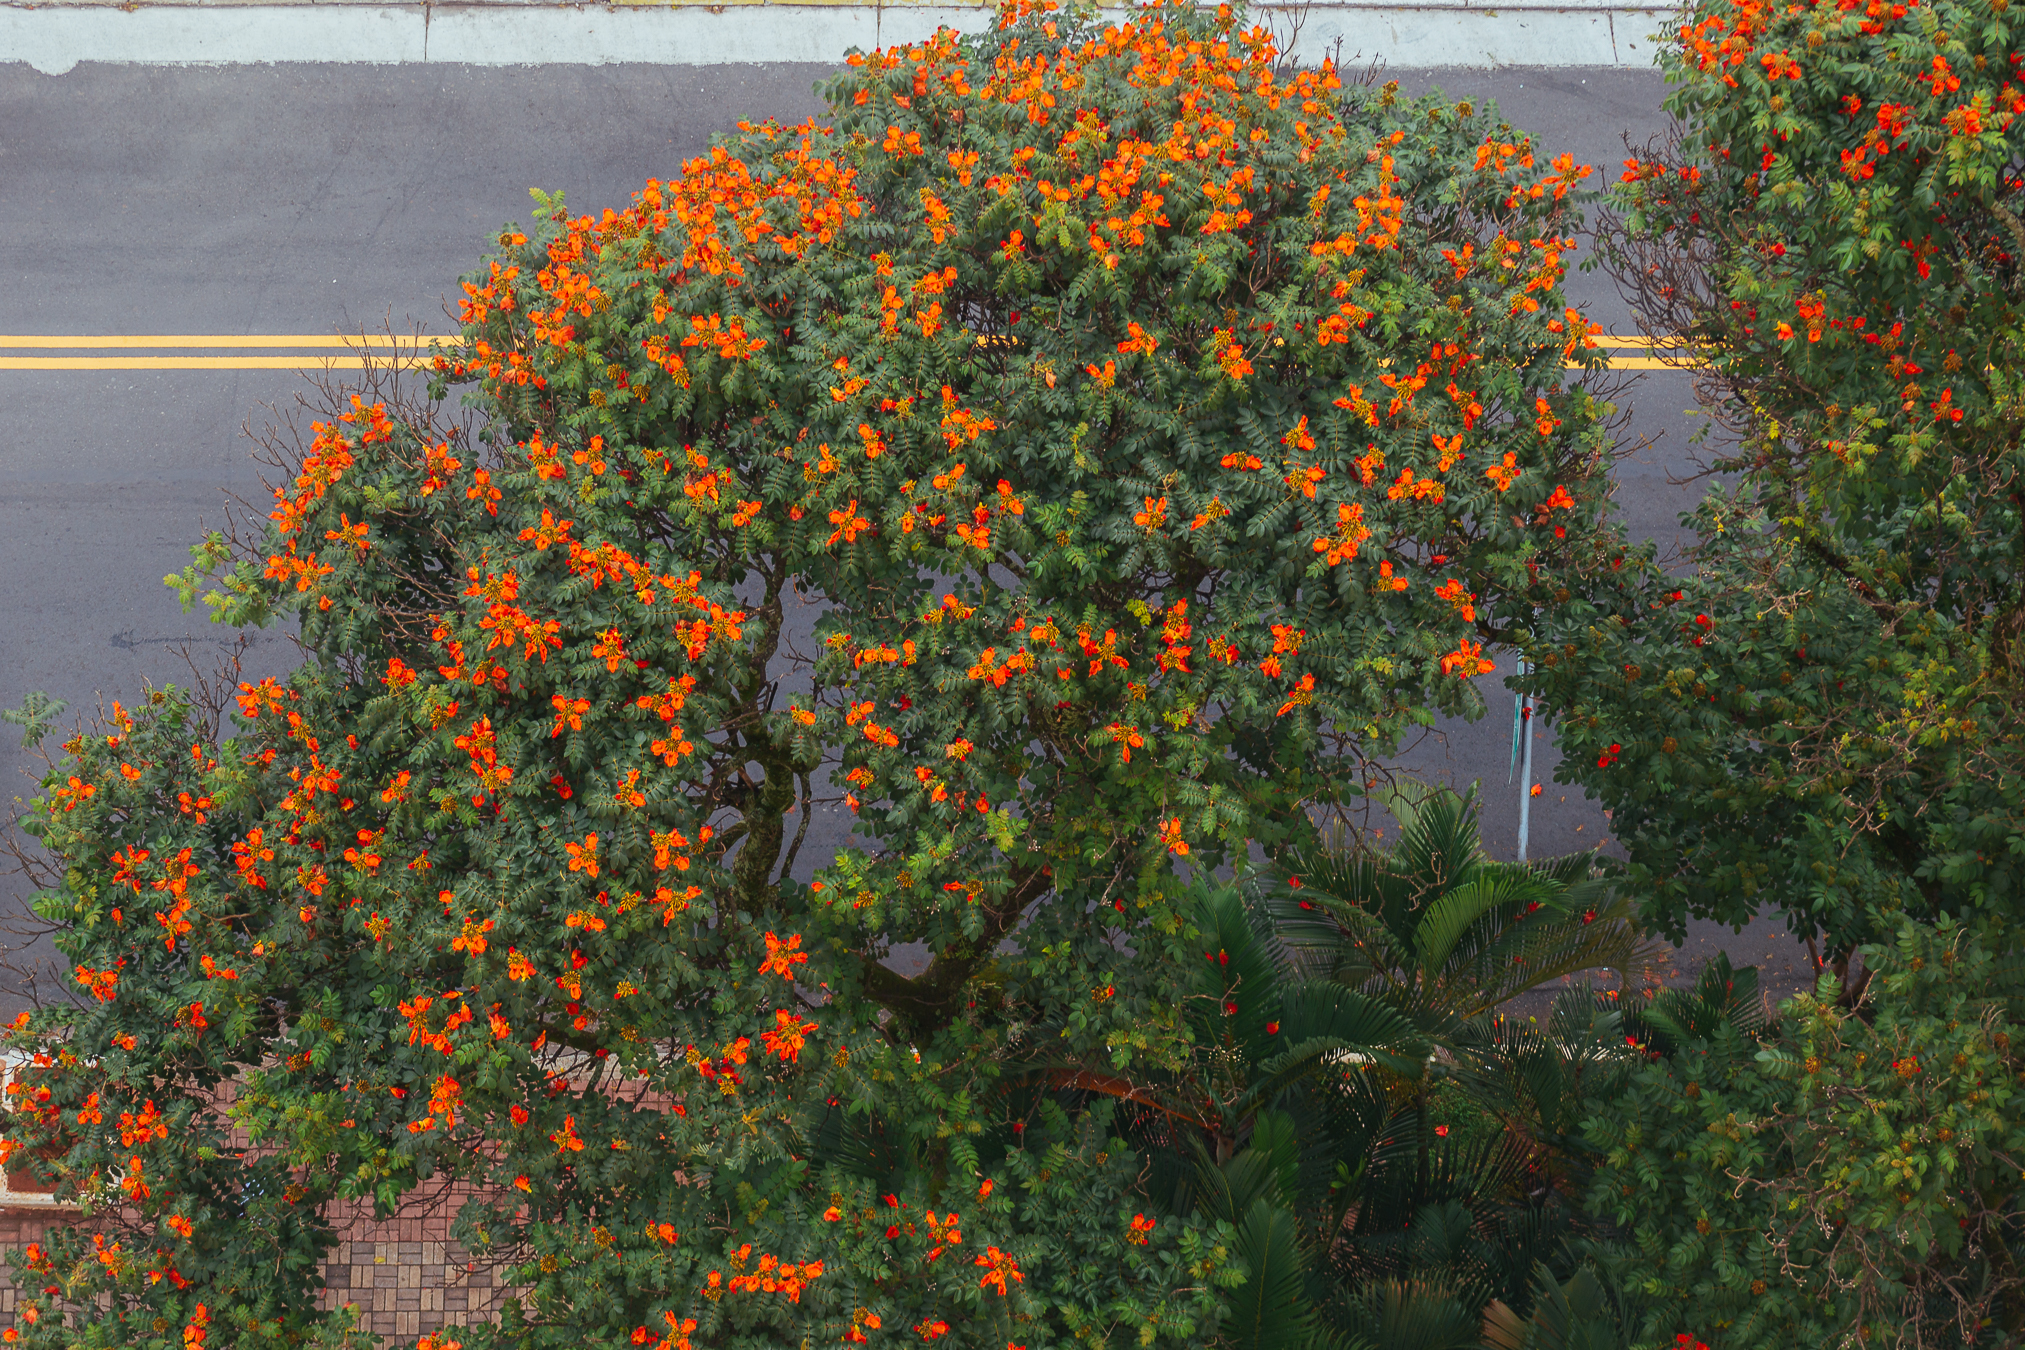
[1267,787,1661,1035]
[1192,1144,1291,1225]
[1192,879,1291,1059]
[1527,849,1599,889]
[1455,995,1636,1146]
[1410,870,1554,988]
[1482,1263,1630,1350]
[1443,886,1665,1018]
[1245,982,1431,1106]
[1380,782,1487,904]
[1266,881,1410,991]
[1630,953,1765,1053]
[1337,1277,1488,1350]
[1345,1124,1530,1242]
[1223,1197,1319,1350]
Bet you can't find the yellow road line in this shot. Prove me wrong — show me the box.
[0,356,436,371]
[1598,356,1686,369]
[0,335,432,350]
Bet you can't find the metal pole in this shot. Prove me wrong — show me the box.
[1516,694,1535,864]
[1514,659,1535,864]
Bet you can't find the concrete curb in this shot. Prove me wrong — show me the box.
[1,1,1672,73]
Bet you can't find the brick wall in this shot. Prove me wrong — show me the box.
[0,1211,62,1328]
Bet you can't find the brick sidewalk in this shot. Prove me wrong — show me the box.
[0,1205,516,1338]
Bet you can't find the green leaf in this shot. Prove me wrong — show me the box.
[1222,1199,1314,1350]
[2,691,66,749]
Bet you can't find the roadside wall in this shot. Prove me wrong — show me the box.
[1,0,1677,76]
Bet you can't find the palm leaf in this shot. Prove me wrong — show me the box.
[1378,782,1486,904]
[1267,786,1662,1035]
[1339,1278,1487,1350]
[1245,982,1431,1105]
[1482,1263,1628,1350]
[1191,1145,1290,1225]
[1193,879,1292,1058]
[1441,885,1665,1017]
[1267,882,1411,993]
[1411,871,1552,988]
[1630,952,1765,1053]
[1223,1197,1317,1350]
[1453,995,1638,1150]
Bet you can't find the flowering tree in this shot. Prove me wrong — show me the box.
[0,4,1615,1345]
[1529,0,2025,974]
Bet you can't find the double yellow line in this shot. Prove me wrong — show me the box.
[0,335,439,371]
[1587,337,1687,371]
[0,334,1687,371]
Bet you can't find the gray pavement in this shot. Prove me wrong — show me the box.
[0,62,1817,1013]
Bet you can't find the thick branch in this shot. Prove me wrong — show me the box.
[856,863,1055,1034]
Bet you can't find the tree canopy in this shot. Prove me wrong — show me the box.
[1,3,1619,1346]
[1534,0,2025,962]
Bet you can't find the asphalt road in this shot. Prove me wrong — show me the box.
[0,62,1817,1012]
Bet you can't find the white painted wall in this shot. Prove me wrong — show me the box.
[2,2,1671,76]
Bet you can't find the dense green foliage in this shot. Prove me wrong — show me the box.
[0,3,1623,1347]
[1127,788,1657,1348]
[1529,0,2025,958]
[1585,915,2025,1348]
[1255,789,1654,1344]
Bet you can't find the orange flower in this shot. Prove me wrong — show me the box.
[591,628,628,670]
[612,768,646,809]
[564,833,600,878]
[451,917,494,956]
[975,1246,1024,1295]
[1533,397,1562,439]
[827,500,872,546]
[1312,501,1370,566]
[551,694,590,736]
[75,963,121,1002]
[1440,638,1496,677]
[759,1008,819,1062]
[1485,452,1521,494]
[759,931,809,980]
[1434,578,1476,623]
[1117,321,1158,356]
[1275,672,1318,717]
